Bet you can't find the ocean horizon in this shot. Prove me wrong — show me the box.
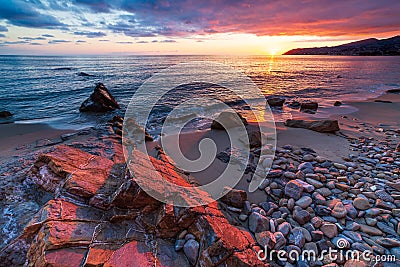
[1,55,399,131]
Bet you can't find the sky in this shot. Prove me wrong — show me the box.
[0,0,399,55]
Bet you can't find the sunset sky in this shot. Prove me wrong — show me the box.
[0,0,399,55]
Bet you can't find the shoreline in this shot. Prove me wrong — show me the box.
[0,90,399,266]
[1,91,398,158]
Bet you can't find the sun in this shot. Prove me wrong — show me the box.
[266,47,280,55]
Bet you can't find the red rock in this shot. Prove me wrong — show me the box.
[24,198,103,237]
[33,145,114,198]
[103,241,156,267]
[43,247,87,267]
[84,244,119,267]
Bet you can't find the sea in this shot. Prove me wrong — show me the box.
[0,55,399,134]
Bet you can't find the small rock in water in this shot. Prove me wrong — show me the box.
[334,101,342,106]
[80,82,120,112]
[0,110,13,117]
[267,97,285,107]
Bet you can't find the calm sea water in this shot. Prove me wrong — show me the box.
[0,55,399,131]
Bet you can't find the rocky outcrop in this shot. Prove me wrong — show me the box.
[300,102,318,112]
[0,111,13,117]
[211,111,248,130]
[80,83,120,112]
[267,97,285,107]
[7,142,263,266]
[285,119,340,133]
[110,115,154,142]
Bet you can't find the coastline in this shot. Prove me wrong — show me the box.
[0,90,399,266]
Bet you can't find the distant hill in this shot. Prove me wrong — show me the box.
[284,36,400,56]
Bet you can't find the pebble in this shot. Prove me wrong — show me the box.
[293,209,311,225]
[295,196,313,209]
[320,223,338,238]
[248,212,269,233]
[183,239,199,265]
[331,202,347,218]
[353,197,372,210]
[285,180,304,200]
[255,231,276,249]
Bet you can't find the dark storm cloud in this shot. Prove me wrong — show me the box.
[0,0,65,28]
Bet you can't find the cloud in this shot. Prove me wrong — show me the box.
[18,36,46,40]
[136,40,149,43]
[73,31,107,38]
[48,39,71,44]
[160,39,177,43]
[99,39,109,42]
[3,40,29,44]
[0,0,65,28]
[76,40,86,43]
[0,25,8,32]
[74,0,111,13]
[116,41,133,44]
[42,34,55,37]
[0,33,5,38]
[30,42,43,45]
[2,0,400,41]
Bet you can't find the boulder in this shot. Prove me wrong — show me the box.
[80,83,120,112]
[220,188,247,208]
[211,111,247,130]
[300,102,318,111]
[284,119,340,133]
[267,97,285,107]
[0,111,12,117]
